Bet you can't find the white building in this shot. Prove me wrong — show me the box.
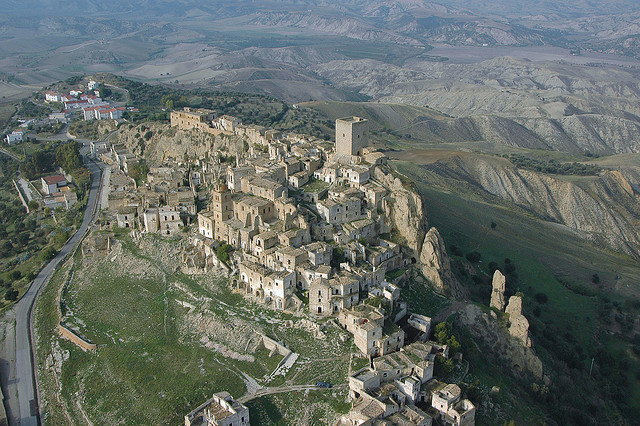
[88,80,100,91]
[45,92,61,103]
[6,130,24,145]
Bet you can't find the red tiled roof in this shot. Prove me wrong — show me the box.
[43,174,66,184]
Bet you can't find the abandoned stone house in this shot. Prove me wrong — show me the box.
[338,305,405,356]
[309,274,361,315]
[184,391,249,426]
[340,341,474,426]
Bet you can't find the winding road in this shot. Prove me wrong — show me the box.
[10,142,104,425]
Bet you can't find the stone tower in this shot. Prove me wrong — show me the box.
[335,116,368,157]
[211,183,233,238]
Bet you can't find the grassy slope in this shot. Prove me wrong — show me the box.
[394,159,640,420]
[35,233,358,425]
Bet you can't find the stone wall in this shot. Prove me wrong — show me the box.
[58,323,97,351]
[256,335,291,358]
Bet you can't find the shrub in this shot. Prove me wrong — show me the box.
[465,251,482,262]
[535,292,549,304]
[216,243,233,263]
[449,245,463,257]
[41,246,57,260]
[4,288,18,301]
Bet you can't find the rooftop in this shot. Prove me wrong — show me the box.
[337,116,368,124]
[43,174,66,184]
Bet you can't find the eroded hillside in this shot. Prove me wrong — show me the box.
[392,151,640,258]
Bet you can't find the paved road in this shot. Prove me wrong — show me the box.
[12,143,103,425]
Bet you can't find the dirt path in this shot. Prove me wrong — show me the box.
[238,383,347,404]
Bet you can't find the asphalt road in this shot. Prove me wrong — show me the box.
[12,143,103,425]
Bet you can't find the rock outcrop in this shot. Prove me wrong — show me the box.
[116,122,245,164]
[505,295,532,347]
[459,303,542,380]
[375,167,427,257]
[420,227,463,297]
[490,270,506,310]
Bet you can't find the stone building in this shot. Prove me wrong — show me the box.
[171,108,217,133]
[184,391,250,426]
[431,384,476,426]
[335,116,369,157]
[309,274,360,316]
[338,305,405,356]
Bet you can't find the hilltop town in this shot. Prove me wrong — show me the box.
[80,100,478,425]
[0,75,555,425]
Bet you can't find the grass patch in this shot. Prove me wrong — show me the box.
[401,274,451,317]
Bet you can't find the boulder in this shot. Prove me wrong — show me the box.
[490,270,506,310]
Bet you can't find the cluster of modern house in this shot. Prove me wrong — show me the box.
[39,173,78,210]
[44,80,126,120]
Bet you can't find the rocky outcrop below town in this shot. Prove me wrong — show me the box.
[116,122,245,164]
[374,167,427,256]
[374,167,462,296]
[419,227,464,298]
[459,303,543,380]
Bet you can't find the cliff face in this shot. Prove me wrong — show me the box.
[420,227,463,298]
[375,167,463,296]
[375,167,427,257]
[115,122,245,164]
[425,154,640,258]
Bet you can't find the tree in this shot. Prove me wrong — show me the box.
[465,251,482,263]
[56,141,82,171]
[41,246,57,260]
[11,270,21,280]
[4,288,18,301]
[434,322,452,344]
[216,243,233,263]
[447,335,461,353]
[52,230,69,248]
[98,83,112,99]
[535,292,549,304]
[592,273,600,284]
[28,200,40,211]
[128,159,150,185]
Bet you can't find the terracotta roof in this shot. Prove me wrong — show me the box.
[43,174,66,184]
